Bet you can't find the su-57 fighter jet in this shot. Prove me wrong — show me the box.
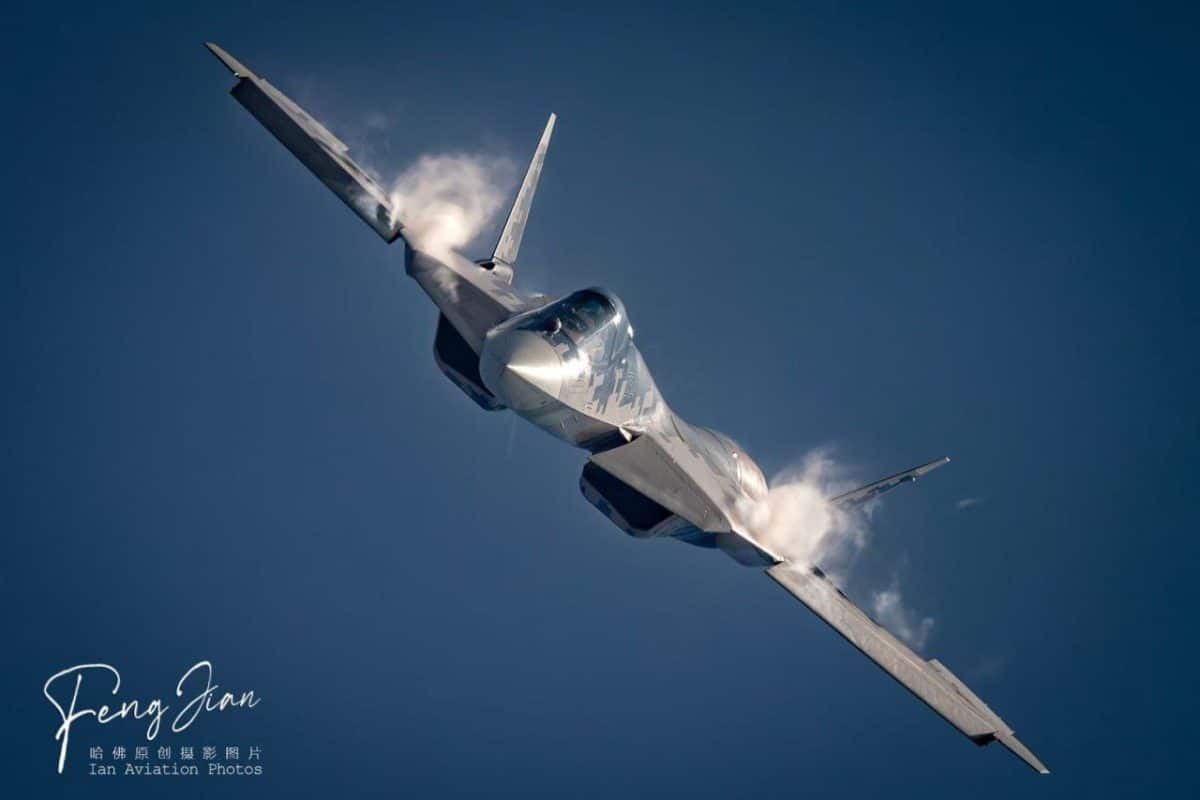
[206,43,1047,774]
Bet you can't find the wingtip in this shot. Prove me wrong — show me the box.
[921,455,951,473]
[204,41,252,78]
[996,733,1049,775]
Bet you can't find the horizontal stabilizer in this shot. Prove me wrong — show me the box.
[831,456,950,507]
[206,42,402,243]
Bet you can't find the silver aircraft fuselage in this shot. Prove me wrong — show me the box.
[478,287,769,501]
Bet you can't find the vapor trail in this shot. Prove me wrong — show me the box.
[387,154,516,257]
[744,449,936,648]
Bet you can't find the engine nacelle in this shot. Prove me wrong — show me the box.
[432,314,506,411]
[580,461,693,539]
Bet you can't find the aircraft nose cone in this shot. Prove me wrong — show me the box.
[480,330,564,411]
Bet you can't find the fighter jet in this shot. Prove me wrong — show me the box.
[206,43,1047,774]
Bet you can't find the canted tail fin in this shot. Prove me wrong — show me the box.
[481,114,556,281]
[831,457,950,508]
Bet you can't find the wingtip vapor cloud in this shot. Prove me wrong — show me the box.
[745,449,936,649]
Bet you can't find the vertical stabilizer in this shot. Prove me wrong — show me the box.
[490,114,556,271]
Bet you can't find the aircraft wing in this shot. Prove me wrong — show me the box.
[206,42,401,243]
[207,43,537,353]
[767,562,1048,774]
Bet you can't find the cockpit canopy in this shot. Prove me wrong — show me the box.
[514,288,633,357]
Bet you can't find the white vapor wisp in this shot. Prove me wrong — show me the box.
[742,450,867,573]
[386,154,516,257]
[742,449,936,649]
[872,583,935,650]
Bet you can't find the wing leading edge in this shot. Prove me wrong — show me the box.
[767,563,1048,774]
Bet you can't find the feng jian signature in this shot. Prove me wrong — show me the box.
[43,661,260,773]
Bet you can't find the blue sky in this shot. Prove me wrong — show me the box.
[4,1,1198,796]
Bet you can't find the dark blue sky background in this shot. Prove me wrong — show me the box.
[4,1,1198,796]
